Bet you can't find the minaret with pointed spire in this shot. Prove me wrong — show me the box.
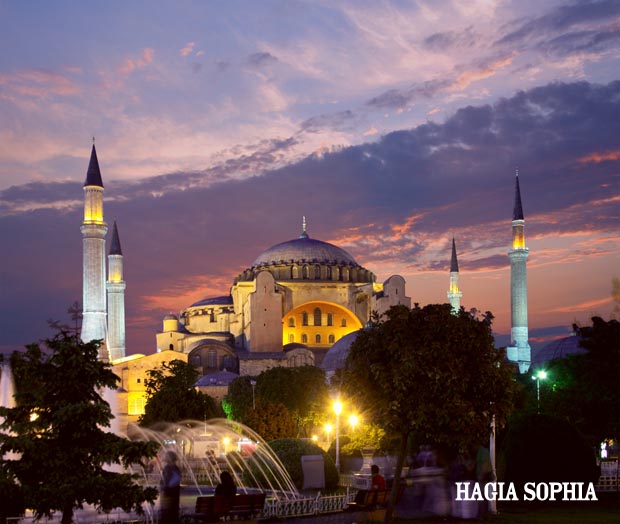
[447,237,462,313]
[506,172,531,373]
[81,142,109,360]
[106,220,126,361]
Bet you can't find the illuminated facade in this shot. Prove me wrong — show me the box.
[156,221,411,376]
[506,173,531,373]
[80,144,126,361]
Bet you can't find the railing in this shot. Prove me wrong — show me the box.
[261,489,354,519]
[596,460,619,492]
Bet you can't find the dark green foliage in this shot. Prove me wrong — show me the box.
[545,317,620,444]
[224,367,329,437]
[243,401,297,440]
[267,438,339,490]
[343,304,515,450]
[0,333,158,524]
[223,376,255,422]
[256,366,329,436]
[502,413,599,490]
[0,469,25,524]
[139,359,220,426]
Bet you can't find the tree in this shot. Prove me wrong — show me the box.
[222,376,255,423]
[341,304,515,523]
[139,359,219,427]
[0,332,158,524]
[255,366,329,436]
[243,401,297,441]
[545,316,620,444]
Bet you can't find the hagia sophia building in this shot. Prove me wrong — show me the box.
[79,144,532,426]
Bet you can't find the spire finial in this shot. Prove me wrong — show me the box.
[92,136,96,145]
[450,237,459,273]
[300,215,309,239]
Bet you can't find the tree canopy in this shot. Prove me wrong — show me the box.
[341,304,516,522]
[223,366,329,437]
[0,332,158,524]
[139,359,219,427]
[544,316,620,444]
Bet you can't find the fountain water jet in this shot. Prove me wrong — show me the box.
[129,418,300,500]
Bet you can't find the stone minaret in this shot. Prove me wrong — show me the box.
[506,173,531,373]
[447,237,462,314]
[81,143,108,360]
[106,220,126,361]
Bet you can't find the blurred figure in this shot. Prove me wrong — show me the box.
[160,451,181,524]
[215,470,237,502]
[371,464,386,491]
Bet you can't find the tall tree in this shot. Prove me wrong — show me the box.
[0,332,158,524]
[341,304,515,523]
[545,316,620,444]
[139,359,219,427]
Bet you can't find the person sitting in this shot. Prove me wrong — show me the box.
[371,464,386,491]
[215,470,237,502]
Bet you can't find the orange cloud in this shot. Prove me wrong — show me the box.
[180,42,195,57]
[451,55,513,91]
[578,150,620,164]
[547,296,613,315]
[390,213,425,237]
[118,48,155,74]
[0,69,80,97]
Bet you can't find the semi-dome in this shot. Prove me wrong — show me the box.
[252,233,358,267]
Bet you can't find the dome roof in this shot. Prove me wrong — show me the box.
[252,233,358,268]
[531,335,586,367]
[321,330,362,372]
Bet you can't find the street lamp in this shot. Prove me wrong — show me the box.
[532,370,547,413]
[250,379,257,409]
[333,400,343,472]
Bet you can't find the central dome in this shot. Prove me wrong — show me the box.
[252,233,358,267]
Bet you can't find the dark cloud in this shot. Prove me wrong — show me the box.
[366,79,449,110]
[300,110,356,132]
[424,26,478,51]
[540,26,620,56]
[496,0,620,47]
[2,80,619,354]
[247,51,278,68]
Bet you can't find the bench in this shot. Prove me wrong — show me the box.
[346,489,390,523]
[188,493,266,523]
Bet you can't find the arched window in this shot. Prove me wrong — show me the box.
[314,307,322,326]
[289,334,294,343]
[314,265,321,279]
[315,334,321,344]
[327,313,333,326]
[288,317,295,327]
[191,354,201,366]
[302,312,309,326]
[301,334,308,344]
[341,318,347,327]
[303,265,310,279]
[207,349,217,368]
[326,266,332,279]
[329,334,335,344]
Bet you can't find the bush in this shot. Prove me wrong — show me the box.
[501,413,598,490]
[268,438,339,490]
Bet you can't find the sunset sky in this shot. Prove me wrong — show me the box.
[1,1,619,356]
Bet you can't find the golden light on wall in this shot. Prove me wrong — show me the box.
[282,301,363,347]
[128,392,147,416]
[512,222,525,249]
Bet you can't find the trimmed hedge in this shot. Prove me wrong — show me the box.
[268,438,339,490]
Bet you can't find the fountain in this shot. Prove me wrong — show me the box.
[0,360,20,461]
[128,418,300,501]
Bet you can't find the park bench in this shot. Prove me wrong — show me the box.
[346,489,390,523]
[187,492,266,523]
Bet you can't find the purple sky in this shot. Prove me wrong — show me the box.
[1,1,619,356]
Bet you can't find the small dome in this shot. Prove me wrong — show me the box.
[531,335,586,367]
[252,234,358,268]
[163,313,178,321]
[321,330,362,372]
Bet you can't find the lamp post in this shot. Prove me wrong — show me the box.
[333,400,343,472]
[532,370,547,413]
[250,379,256,409]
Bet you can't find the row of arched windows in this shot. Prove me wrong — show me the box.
[289,333,336,344]
[289,308,346,327]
